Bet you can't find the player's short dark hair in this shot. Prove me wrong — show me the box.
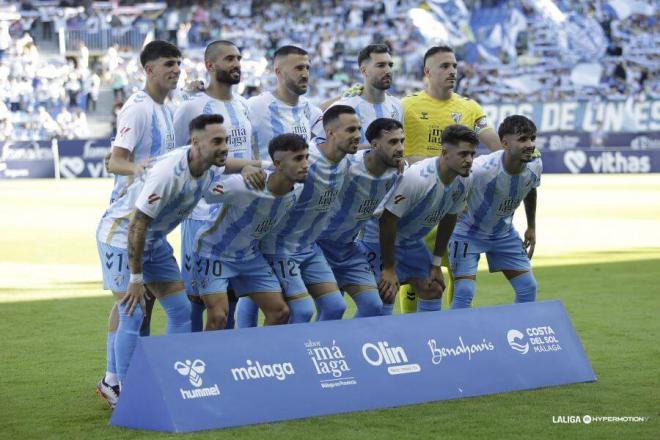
[140,40,181,67]
[358,44,391,66]
[423,45,454,67]
[189,114,224,134]
[322,105,357,128]
[498,115,537,139]
[274,45,308,60]
[365,118,403,143]
[268,133,308,161]
[441,124,479,148]
[204,40,238,63]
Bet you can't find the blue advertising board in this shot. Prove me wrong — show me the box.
[111,300,596,432]
[539,149,660,173]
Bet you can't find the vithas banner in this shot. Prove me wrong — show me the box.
[111,300,595,432]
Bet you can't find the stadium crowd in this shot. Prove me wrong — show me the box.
[1,0,657,141]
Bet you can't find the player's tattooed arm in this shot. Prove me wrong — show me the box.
[378,210,400,302]
[122,210,152,315]
[523,188,537,259]
[108,146,151,176]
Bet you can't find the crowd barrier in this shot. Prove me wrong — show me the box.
[1,135,659,179]
[111,300,595,432]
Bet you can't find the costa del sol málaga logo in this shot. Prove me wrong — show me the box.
[174,359,206,387]
[506,329,529,355]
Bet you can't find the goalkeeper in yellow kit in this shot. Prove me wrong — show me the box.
[399,45,502,312]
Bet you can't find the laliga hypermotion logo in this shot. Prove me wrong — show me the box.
[507,329,529,355]
[174,359,206,387]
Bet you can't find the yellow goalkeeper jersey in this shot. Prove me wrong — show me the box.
[402,91,491,157]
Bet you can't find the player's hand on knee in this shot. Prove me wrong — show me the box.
[241,165,267,190]
[122,282,147,316]
[378,268,399,303]
[524,228,536,259]
[429,265,445,293]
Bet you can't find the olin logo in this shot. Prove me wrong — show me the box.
[362,341,421,375]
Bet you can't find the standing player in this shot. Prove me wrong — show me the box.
[449,115,541,308]
[95,114,229,405]
[398,45,501,314]
[254,105,361,324]
[248,45,322,161]
[173,40,254,332]
[314,44,402,145]
[317,118,403,317]
[192,134,308,329]
[97,40,181,407]
[359,125,478,312]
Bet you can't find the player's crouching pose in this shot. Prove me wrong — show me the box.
[191,133,308,329]
[95,114,232,405]
[449,115,541,308]
[358,125,478,312]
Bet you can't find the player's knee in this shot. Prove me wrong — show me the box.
[315,291,346,321]
[511,272,537,303]
[265,302,289,325]
[353,290,383,318]
[287,296,314,323]
[159,291,192,334]
[117,302,144,335]
[452,278,476,309]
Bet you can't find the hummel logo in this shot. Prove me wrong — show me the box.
[394,194,406,204]
[174,359,206,387]
[148,193,161,204]
[105,252,114,269]
[420,112,429,120]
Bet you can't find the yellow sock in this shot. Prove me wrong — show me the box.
[398,284,417,314]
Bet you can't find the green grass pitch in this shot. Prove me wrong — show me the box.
[0,175,658,439]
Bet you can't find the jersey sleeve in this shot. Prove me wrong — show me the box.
[134,165,174,219]
[113,101,148,153]
[468,99,491,135]
[203,173,249,204]
[381,169,422,219]
[402,97,425,157]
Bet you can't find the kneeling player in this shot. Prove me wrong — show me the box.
[449,115,541,308]
[358,125,477,312]
[192,134,307,328]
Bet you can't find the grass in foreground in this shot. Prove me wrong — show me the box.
[0,257,658,440]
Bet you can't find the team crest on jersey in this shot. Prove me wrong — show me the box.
[451,112,462,124]
[451,190,463,203]
[148,193,161,204]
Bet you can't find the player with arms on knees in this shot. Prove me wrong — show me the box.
[358,125,477,313]
[398,45,501,313]
[449,115,541,308]
[192,133,308,329]
[97,40,181,408]
[317,118,403,317]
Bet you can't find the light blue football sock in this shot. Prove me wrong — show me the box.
[314,291,346,321]
[352,289,383,318]
[159,291,191,334]
[417,297,441,312]
[115,303,144,383]
[452,279,476,309]
[288,296,315,323]
[511,271,538,303]
[190,300,205,332]
[236,297,259,328]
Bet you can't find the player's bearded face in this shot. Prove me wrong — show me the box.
[199,125,229,167]
[215,65,241,85]
[212,47,242,85]
[377,129,404,167]
[282,55,310,95]
[446,143,475,177]
[426,52,457,92]
[507,133,536,163]
[366,53,393,90]
[334,115,361,154]
[278,149,309,183]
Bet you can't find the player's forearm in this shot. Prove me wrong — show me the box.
[379,210,398,269]
[478,129,502,152]
[524,188,537,230]
[224,158,262,173]
[108,155,139,176]
[433,214,457,258]
[127,210,150,275]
